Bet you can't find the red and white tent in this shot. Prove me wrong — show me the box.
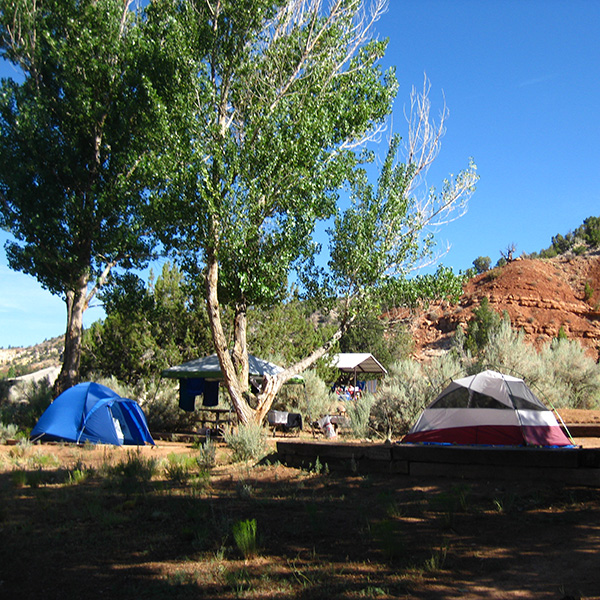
[402,370,572,447]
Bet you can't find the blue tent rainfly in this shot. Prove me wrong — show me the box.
[30,382,154,446]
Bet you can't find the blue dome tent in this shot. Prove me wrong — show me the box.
[31,382,154,446]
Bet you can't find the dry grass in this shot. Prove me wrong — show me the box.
[0,439,599,599]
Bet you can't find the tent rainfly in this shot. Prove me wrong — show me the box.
[30,382,154,446]
[402,370,572,447]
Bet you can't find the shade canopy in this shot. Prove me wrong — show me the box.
[162,353,303,383]
[331,353,387,375]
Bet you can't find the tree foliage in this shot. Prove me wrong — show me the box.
[0,0,179,392]
[455,296,509,357]
[532,215,600,259]
[81,263,213,384]
[147,1,477,424]
[473,256,491,274]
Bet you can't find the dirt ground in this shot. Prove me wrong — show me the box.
[1,430,600,600]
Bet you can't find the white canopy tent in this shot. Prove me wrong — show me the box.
[330,353,387,392]
[331,353,387,375]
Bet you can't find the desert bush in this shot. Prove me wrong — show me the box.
[274,369,337,423]
[370,360,424,440]
[223,423,267,462]
[103,449,160,494]
[0,422,18,443]
[535,339,600,409]
[346,393,375,439]
[195,438,217,470]
[476,320,541,377]
[369,355,465,441]
[165,453,197,484]
[0,379,53,432]
[425,352,466,391]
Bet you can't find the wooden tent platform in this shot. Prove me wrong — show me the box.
[275,440,600,486]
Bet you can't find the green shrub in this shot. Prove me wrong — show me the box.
[232,518,258,558]
[0,379,53,432]
[195,438,217,470]
[535,339,600,409]
[104,449,160,494]
[459,297,507,356]
[472,256,491,274]
[346,393,375,439]
[223,423,267,462]
[0,422,18,443]
[165,453,197,484]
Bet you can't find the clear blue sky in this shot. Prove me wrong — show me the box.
[1,0,599,348]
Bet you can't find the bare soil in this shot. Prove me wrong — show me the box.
[1,435,600,600]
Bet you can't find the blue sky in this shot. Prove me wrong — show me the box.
[1,0,599,348]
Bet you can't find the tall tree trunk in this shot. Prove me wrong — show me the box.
[232,302,249,389]
[205,253,255,424]
[54,273,89,396]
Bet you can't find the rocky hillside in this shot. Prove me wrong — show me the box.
[402,253,600,361]
[0,336,63,379]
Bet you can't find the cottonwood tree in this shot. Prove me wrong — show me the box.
[155,0,478,424]
[0,0,179,393]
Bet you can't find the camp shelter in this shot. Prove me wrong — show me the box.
[332,353,387,376]
[30,382,154,445]
[402,369,572,447]
[331,353,387,394]
[162,353,303,411]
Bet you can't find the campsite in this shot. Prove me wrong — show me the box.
[1,1,600,596]
[3,352,600,598]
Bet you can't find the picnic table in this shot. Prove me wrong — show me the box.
[192,407,236,434]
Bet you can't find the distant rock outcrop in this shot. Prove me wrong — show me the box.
[397,254,600,361]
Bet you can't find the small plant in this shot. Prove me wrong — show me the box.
[424,542,449,572]
[10,469,28,488]
[223,423,267,462]
[105,449,159,494]
[493,492,516,513]
[236,482,254,499]
[370,519,404,562]
[195,438,217,470]
[232,518,258,559]
[67,468,89,485]
[584,281,594,302]
[189,469,212,492]
[165,453,196,484]
[0,422,18,443]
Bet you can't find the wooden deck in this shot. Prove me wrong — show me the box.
[276,439,600,486]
